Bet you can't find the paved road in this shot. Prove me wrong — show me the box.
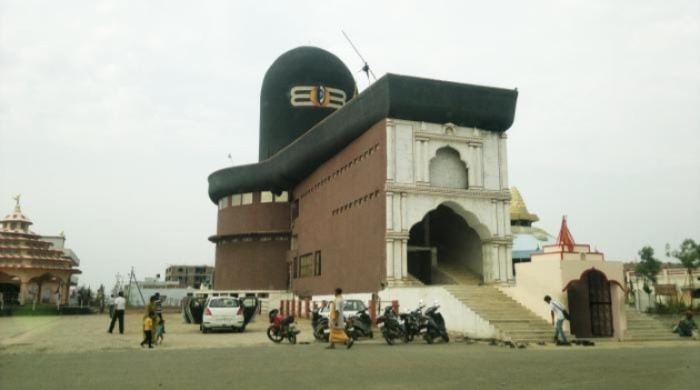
[1,340,697,390]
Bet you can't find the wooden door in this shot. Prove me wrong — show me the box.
[588,271,613,337]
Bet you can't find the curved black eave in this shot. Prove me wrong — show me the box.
[208,73,518,204]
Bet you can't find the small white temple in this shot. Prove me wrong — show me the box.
[503,217,627,339]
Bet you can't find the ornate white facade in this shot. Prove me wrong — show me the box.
[384,119,513,284]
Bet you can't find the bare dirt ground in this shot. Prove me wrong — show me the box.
[0,312,696,354]
[1,313,698,390]
[0,312,316,354]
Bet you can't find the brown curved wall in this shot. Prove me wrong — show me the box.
[213,192,291,290]
[217,193,290,236]
[214,239,289,290]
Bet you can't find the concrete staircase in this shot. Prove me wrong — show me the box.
[623,308,681,341]
[437,263,564,343]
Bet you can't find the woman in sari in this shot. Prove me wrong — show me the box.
[328,288,354,349]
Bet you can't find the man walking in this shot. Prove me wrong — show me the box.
[327,288,353,349]
[108,291,126,334]
[544,295,569,345]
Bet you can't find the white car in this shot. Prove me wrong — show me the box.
[319,299,366,320]
[200,296,258,333]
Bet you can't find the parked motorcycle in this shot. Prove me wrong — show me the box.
[421,302,449,344]
[400,302,425,342]
[267,309,300,344]
[377,306,408,345]
[347,308,373,340]
[311,308,330,341]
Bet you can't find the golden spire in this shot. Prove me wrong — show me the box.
[510,187,539,223]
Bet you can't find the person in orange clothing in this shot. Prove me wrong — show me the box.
[327,288,353,350]
[140,310,155,349]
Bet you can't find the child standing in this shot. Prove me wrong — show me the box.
[140,310,155,349]
[155,317,165,345]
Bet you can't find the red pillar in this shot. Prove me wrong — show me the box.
[304,299,311,319]
[369,299,377,325]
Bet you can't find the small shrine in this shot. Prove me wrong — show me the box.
[503,216,627,339]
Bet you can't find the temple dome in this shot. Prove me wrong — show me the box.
[510,187,539,224]
[1,200,32,225]
[258,46,356,161]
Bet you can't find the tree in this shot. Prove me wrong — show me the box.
[77,285,93,308]
[96,284,106,313]
[636,246,661,309]
[666,239,700,308]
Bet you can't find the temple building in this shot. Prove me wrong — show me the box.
[208,46,517,296]
[0,197,81,305]
[509,187,554,272]
[502,217,627,339]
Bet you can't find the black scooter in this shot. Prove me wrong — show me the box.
[347,308,373,340]
[400,303,425,342]
[421,303,449,344]
[311,308,330,341]
[377,306,408,345]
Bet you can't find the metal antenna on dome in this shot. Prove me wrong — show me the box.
[342,30,377,84]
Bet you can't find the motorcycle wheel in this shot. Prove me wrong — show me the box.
[441,332,450,343]
[267,326,283,343]
[288,333,297,345]
[424,333,434,344]
[384,333,395,345]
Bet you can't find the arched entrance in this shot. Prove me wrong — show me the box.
[407,205,482,284]
[29,273,62,304]
[0,271,20,305]
[566,269,615,337]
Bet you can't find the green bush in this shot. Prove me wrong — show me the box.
[648,301,689,315]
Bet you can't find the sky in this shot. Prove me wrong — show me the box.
[1,0,698,290]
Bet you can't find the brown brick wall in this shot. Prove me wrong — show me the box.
[291,120,387,296]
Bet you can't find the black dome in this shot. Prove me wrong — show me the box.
[258,46,356,161]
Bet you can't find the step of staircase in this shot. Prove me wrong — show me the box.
[622,309,689,342]
[438,266,569,343]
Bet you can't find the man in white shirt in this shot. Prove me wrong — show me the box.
[544,295,569,344]
[108,291,127,334]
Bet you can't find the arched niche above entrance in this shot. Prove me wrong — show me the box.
[429,147,469,189]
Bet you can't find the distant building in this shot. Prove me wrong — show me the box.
[0,197,82,305]
[624,262,700,310]
[123,275,189,307]
[165,265,214,289]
